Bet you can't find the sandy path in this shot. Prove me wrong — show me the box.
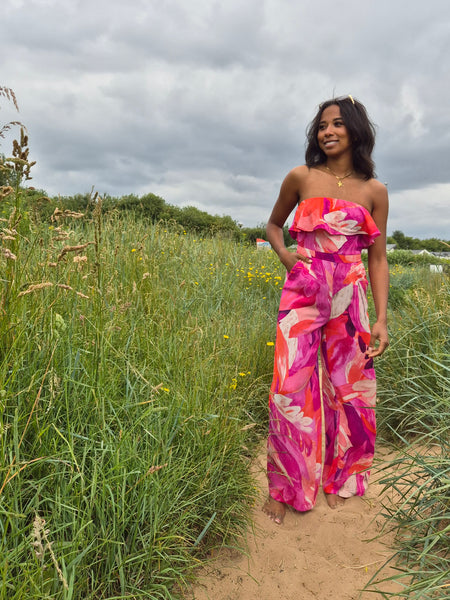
[187,449,400,600]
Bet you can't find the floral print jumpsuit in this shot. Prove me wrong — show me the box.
[267,196,380,511]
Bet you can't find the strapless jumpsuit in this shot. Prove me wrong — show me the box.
[267,196,380,511]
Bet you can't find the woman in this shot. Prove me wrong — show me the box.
[263,96,389,525]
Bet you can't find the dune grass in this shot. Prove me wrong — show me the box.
[0,198,286,598]
[366,268,450,598]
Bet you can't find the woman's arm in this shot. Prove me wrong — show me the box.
[367,181,390,358]
[266,166,310,271]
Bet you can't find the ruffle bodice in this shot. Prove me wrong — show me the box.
[289,197,380,254]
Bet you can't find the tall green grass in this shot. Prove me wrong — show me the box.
[0,198,285,598]
[377,270,449,440]
[367,268,450,598]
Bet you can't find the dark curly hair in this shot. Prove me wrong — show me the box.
[305,96,376,180]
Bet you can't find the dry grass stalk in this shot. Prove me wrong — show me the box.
[51,207,85,223]
[6,157,27,167]
[17,282,89,300]
[0,86,19,111]
[0,186,13,199]
[147,464,168,475]
[73,255,88,272]
[1,247,16,260]
[2,228,16,236]
[0,87,24,145]
[1,226,17,243]
[31,512,46,561]
[240,423,257,431]
[0,121,23,140]
[9,130,36,180]
[57,242,94,262]
[18,282,53,297]
[31,513,68,590]
[55,284,89,299]
[73,255,87,264]
[8,209,21,230]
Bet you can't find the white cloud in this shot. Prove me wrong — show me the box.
[388,184,450,240]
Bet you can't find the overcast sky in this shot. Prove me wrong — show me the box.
[1,0,449,239]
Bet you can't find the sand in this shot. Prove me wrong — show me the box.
[187,448,401,600]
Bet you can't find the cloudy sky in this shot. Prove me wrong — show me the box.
[1,0,449,238]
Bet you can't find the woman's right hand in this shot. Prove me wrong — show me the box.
[279,248,311,272]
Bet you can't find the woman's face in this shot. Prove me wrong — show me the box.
[317,104,352,159]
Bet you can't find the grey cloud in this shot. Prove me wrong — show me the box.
[1,0,450,237]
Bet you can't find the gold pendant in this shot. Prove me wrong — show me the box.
[337,180,343,187]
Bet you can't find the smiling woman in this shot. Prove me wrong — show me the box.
[263,95,389,525]
[306,96,377,181]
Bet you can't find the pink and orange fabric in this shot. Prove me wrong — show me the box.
[267,197,380,511]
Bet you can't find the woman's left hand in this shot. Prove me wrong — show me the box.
[366,321,389,358]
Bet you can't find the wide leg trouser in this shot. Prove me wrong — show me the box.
[267,256,377,512]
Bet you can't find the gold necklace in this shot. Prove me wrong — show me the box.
[325,165,353,188]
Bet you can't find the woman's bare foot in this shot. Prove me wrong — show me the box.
[262,497,286,524]
[325,493,346,509]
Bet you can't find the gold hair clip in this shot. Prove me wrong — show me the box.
[348,94,355,105]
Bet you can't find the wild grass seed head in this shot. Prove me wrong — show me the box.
[0,185,13,199]
[56,284,89,299]
[31,513,46,561]
[18,282,89,299]
[18,282,53,296]
[31,512,68,590]
[0,86,19,111]
[1,247,16,260]
[57,242,94,262]
[51,207,85,222]
[73,254,88,265]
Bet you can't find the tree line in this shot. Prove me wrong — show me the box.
[387,230,449,252]
[12,188,283,244]
[4,186,449,251]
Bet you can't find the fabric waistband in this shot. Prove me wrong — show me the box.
[298,248,362,263]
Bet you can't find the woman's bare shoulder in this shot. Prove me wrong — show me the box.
[281,164,310,190]
[286,164,309,179]
[367,178,388,198]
